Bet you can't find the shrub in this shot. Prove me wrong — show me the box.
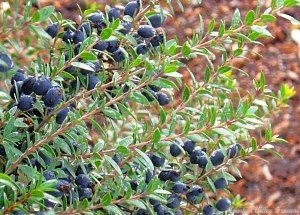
[0,0,298,214]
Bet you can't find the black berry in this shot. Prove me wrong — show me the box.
[0,52,14,73]
[136,43,148,55]
[119,22,132,35]
[190,149,204,164]
[186,186,204,204]
[43,170,56,180]
[42,87,62,107]
[45,23,59,38]
[17,95,34,111]
[124,1,140,17]
[106,39,120,53]
[172,182,188,194]
[149,154,165,167]
[214,177,228,189]
[137,25,155,38]
[88,12,104,25]
[108,8,120,21]
[93,41,108,51]
[75,174,92,188]
[216,198,231,212]
[227,143,241,158]
[56,107,70,124]
[148,15,164,28]
[183,140,195,155]
[113,49,125,62]
[79,22,92,37]
[87,74,100,90]
[203,204,215,215]
[62,29,74,43]
[166,194,181,208]
[10,81,23,98]
[72,30,85,44]
[150,34,164,47]
[170,142,182,157]
[156,92,170,106]
[33,76,52,95]
[11,69,25,84]
[210,149,225,166]
[78,187,93,200]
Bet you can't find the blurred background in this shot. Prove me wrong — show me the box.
[3,0,300,214]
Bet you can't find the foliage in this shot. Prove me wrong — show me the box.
[0,0,298,214]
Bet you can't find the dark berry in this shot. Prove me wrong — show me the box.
[124,1,140,17]
[76,163,93,175]
[203,204,215,215]
[17,95,34,111]
[136,43,148,55]
[149,154,165,167]
[33,76,52,95]
[43,170,56,180]
[190,149,204,164]
[42,87,62,107]
[119,22,132,35]
[197,155,208,168]
[156,92,170,106]
[112,154,121,164]
[168,170,180,182]
[130,180,138,191]
[11,69,25,84]
[45,23,59,38]
[227,143,241,158]
[93,41,108,51]
[170,142,182,157]
[87,74,100,90]
[148,15,164,28]
[214,177,228,189]
[145,169,154,184]
[149,198,160,206]
[11,211,25,215]
[51,179,70,197]
[142,90,156,102]
[172,182,188,194]
[56,107,69,124]
[72,30,85,44]
[150,34,164,47]
[19,74,36,94]
[0,52,14,73]
[75,174,92,188]
[154,204,167,215]
[38,151,52,165]
[78,187,93,200]
[166,194,181,208]
[88,12,104,27]
[74,43,81,55]
[137,25,155,38]
[136,208,148,215]
[158,170,170,181]
[106,40,120,53]
[62,29,74,43]
[183,140,195,155]
[113,49,125,62]
[65,66,77,74]
[10,81,23,98]
[186,186,204,204]
[149,85,161,92]
[108,8,120,21]
[216,198,231,212]
[210,149,225,166]
[79,22,92,37]
[45,199,56,208]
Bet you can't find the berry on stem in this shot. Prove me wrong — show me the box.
[216,198,231,212]
[124,1,140,17]
[33,76,52,96]
[17,95,34,111]
[45,23,59,38]
[42,87,62,107]
[210,149,225,166]
[170,142,182,157]
[137,25,155,38]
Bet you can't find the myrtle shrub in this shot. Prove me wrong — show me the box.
[0,0,298,214]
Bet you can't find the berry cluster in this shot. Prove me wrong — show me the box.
[10,69,70,124]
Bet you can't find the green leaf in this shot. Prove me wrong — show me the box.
[32,6,55,22]
[261,14,276,23]
[250,25,273,37]
[245,10,255,25]
[104,155,122,176]
[71,62,95,71]
[135,149,154,172]
[231,9,241,28]
[100,28,113,40]
[80,51,98,61]
[102,193,112,206]
[103,107,122,120]
[182,42,191,57]
[152,128,161,144]
[182,85,190,102]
